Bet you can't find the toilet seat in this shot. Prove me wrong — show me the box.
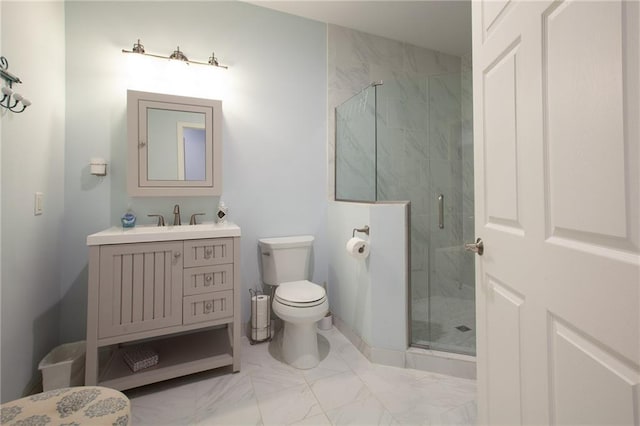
[275,280,326,308]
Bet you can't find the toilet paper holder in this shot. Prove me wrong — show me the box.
[249,288,272,345]
[352,225,370,238]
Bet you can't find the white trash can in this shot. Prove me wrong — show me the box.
[317,312,333,331]
[38,341,86,391]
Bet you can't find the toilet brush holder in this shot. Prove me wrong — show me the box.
[317,312,333,331]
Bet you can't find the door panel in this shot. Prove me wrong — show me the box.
[483,39,523,232]
[550,316,637,425]
[482,0,512,39]
[543,1,629,242]
[486,276,524,425]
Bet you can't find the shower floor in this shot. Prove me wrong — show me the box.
[411,295,476,356]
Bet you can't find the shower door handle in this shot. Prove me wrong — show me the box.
[438,194,444,229]
[464,238,484,256]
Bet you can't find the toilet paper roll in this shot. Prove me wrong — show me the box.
[346,237,370,259]
[251,295,270,328]
[252,326,269,341]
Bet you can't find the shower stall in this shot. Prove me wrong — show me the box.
[335,71,475,356]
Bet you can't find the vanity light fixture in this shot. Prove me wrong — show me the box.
[169,47,189,62]
[0,56,31,113]
[122,39,228,69]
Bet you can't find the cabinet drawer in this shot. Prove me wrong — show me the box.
[184,238,233,267]
[183,290,233,325]
[183,264,233,296]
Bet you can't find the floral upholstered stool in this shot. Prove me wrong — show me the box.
[1,386,130,425]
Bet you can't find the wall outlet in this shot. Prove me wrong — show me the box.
[34,192,43,216]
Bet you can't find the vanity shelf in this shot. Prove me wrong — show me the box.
[99,328,233,391]
[85,224,241,391]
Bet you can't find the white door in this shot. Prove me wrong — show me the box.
[472,1,639,424]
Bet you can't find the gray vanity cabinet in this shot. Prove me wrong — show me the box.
[85,235,241,391]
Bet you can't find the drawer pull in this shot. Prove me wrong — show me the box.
[174,252,181,258]
[205,275,213,285]
[205,301,213,313]
[204,248,213,259]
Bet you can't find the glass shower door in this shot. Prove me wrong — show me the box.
[335,85,377,202]
[424,72,475,356]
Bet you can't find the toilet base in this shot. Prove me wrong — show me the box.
[282,321,320,369]
[272,296,328,370]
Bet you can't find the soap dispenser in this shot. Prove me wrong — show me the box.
[121,208,137,228]
[216,201,228,224]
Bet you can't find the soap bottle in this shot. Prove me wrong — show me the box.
[216,201,228,224]
[121,208,137,228]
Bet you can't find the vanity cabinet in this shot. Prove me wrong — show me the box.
[85,227,241,391]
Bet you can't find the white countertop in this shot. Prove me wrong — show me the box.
[87,222,241,246]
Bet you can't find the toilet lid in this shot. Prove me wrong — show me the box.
[275,280,326,304]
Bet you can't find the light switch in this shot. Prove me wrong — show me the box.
[34,192,43,216]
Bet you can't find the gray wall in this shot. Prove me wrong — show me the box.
[1,1,66,402]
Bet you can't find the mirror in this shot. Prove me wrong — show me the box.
[147,108,206,181]
[127,90,222,196]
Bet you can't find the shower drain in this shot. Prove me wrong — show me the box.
[455,325,471,332]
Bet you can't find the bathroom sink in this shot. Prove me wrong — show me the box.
[87,222,241,245]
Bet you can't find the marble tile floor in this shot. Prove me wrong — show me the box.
[126,327,476,425]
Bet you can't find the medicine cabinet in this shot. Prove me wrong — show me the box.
[127,90,222,196]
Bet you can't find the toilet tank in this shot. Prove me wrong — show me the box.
[258,235,314,285]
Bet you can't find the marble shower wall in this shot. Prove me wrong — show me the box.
[328,24,460,200]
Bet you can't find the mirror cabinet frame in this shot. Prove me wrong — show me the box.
[127,90,222,196]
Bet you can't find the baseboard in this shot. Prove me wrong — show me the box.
[406,347,476,379]
[333,315,372,360]
[369,347,405,368]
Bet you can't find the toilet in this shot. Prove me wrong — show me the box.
[259,235,328,369]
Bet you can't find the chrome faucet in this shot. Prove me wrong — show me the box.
[173,204,181,226]
[189,213,205,225]
[148,214,165,227]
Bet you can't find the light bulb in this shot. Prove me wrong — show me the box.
[13,92,23,101]
[1,86,13,96]
[21,98,31,107]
